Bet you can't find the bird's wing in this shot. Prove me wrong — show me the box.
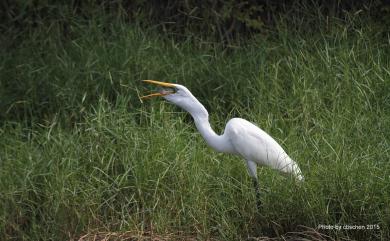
[224,118,299,175]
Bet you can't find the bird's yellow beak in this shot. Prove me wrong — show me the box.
[140,80,176,99]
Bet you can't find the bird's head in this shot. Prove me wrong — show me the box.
[141,80,208,118]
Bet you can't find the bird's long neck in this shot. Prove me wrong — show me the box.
[186,100,234,154]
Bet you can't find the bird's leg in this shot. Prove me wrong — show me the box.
[246,160,261,210]
[252,177,261,210]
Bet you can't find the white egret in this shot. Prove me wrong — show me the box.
[141,80,304,208]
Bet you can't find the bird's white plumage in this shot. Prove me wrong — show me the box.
[142,81,304,182]
[224,118,303,180]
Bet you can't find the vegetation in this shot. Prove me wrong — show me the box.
[1,2,389,240]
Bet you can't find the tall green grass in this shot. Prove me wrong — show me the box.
[1,13,389,240]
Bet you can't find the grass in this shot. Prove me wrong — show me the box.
[1,11,390,240]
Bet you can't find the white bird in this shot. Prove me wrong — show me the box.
[141,80,304,208]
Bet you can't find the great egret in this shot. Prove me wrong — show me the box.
[141,80,304,208]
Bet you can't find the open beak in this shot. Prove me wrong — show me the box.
[140,80,176,99]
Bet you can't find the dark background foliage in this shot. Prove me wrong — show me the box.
[0,0,389,124]
[1,0,389,40]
